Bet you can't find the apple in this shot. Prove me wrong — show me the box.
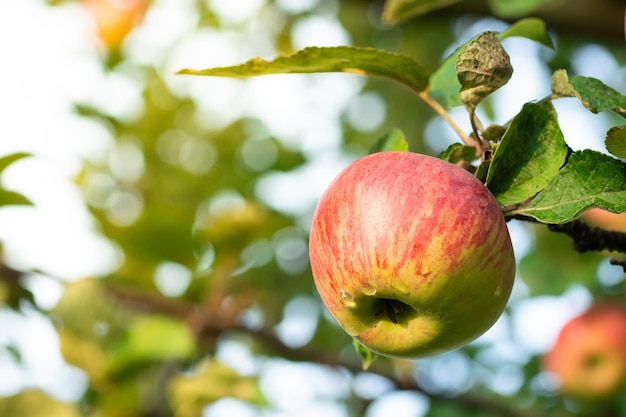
[542,302,626,400]
[82,0,149,50]
[309,151,515,358]
[581,207,626,233]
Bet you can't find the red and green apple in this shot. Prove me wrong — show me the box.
[309,151,515,358]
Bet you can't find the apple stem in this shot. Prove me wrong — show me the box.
[418,90,483,157]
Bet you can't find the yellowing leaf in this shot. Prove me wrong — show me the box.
[52,278,125,339]
[107,315,196,373]
[382,0,462,24]
[430,18,552,108]
[551,69,575,97]
[456,32,513,107]
[199,200,268,245]
[552,70,626,119]
[58,329,110,391]
[169,360,266,417]
[178,46,429,94]
[0,390,81,417]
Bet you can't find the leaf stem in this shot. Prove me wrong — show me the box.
[468,106,481,140]
[418,90,482,156]
[467,105,492,158]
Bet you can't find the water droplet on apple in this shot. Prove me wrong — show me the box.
[362,284,377,296]
[395,280,410,295]
[494,284,502,297]
[339,289,356,308]
[344,326,360,337]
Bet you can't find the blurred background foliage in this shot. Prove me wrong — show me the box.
[0,0,625,416]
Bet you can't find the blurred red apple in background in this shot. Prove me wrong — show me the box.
[542,302,626,400]
[581,207,626,233]
[82,0,149,50]
[309,151,515,358]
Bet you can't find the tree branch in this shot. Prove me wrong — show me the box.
[106,285,547,417]
[548,220,626,253]
[200,320,544,417]
[428,0,626,42]
[610,257,626,272]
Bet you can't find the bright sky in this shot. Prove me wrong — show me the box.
[0,0,617,414]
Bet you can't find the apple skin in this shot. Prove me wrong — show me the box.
[542,302,626,400]
[309,151,515,358]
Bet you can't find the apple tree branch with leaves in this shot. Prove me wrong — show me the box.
[174,0,626,412]
[1,1,626,416]
[179,19,626,253]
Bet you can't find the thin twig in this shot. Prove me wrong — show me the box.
[418,90,482,156]
[468,105,482,142]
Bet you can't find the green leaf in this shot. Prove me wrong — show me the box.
[107,315,196,372]
[553,70,626,118]
[509,150,626,223]
[569,75,626,119]
[498,17,554,49]
[519,224,602,296]
[178,46,429,93]
[486,101,568,206]
[487,0,555,19]
[0,153,33,208]
[481,123,507,142]
[475,159,491,182]
[439,142,477,163]
[456,32,513,108]
[430,18,552,108]
[369,128,409,153]
[52,279,129,340]
[606,126,626,158]
[353,339,377,370]
[0,152,31,175]
[382,0,462,24]
[429,48,465,108]
[618,388,626,417]
[0,189,32,207]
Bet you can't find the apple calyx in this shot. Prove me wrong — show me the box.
[341,288,416,327]
[375,298,411,324]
